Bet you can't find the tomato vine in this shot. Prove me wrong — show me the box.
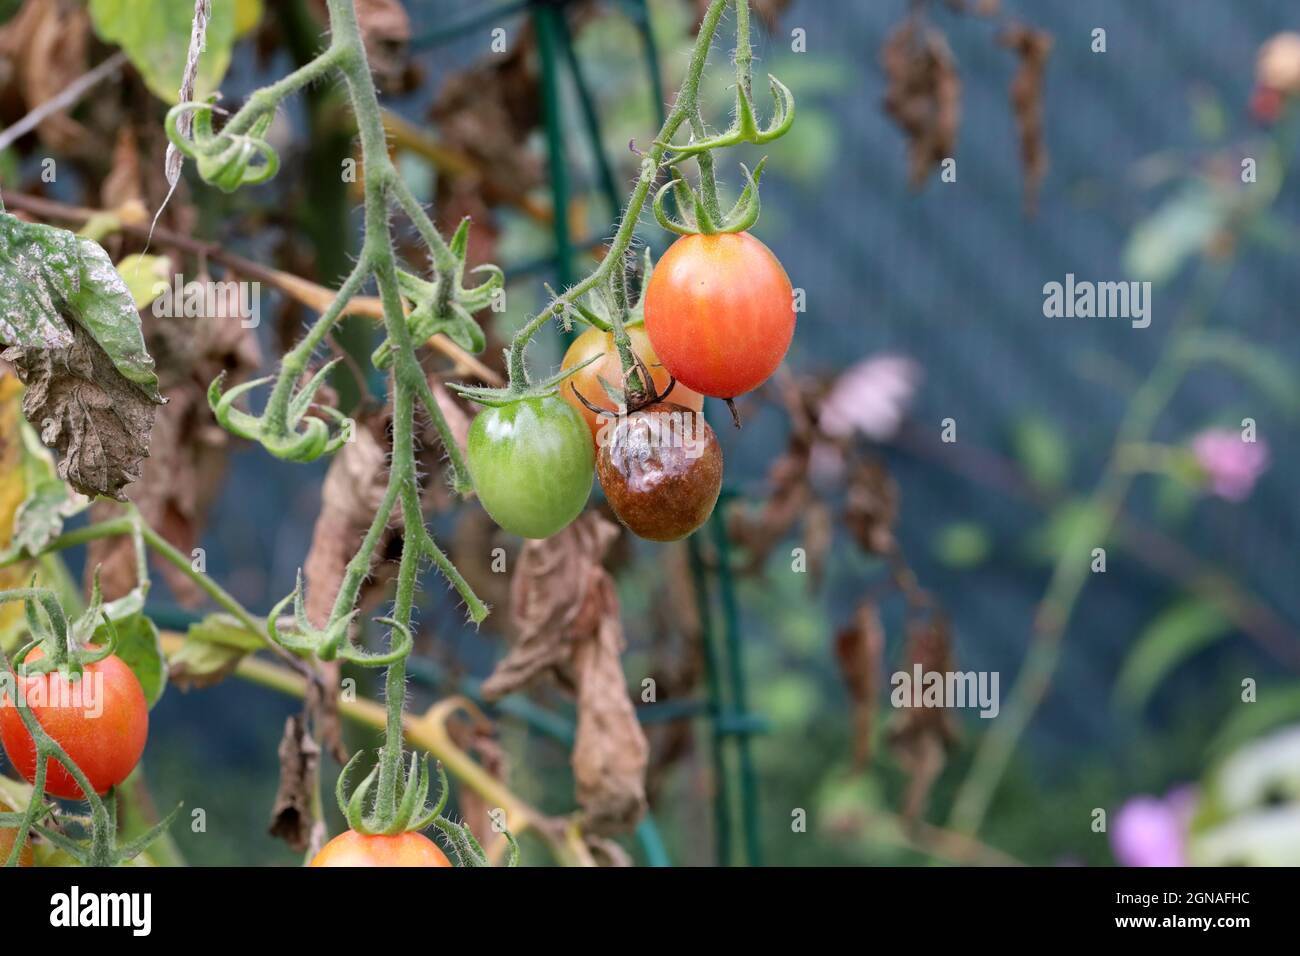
[0,0,797,866]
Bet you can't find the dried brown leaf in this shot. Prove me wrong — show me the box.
[572,574,649,833]
[882,18,961,188]
[844,457,898,556]
[482,512,648,833]
[0,0,91,152]
[835,600,885,767]
[101,126,144,211]
[267,714,321,853]
[2,322,157,501]
[1000,24,1052,215]
[481,512,621,697]
[887,614,958,822]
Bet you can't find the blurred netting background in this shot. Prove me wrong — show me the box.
[126,0,1299,864]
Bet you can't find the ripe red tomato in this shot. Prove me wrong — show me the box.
[309,829,452,867]
[0,799,33,867]
[0,651,148,801]
[597,401,723,541]
[643,232,795,398]
[560,325,704,443]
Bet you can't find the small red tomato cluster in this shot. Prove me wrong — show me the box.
[466,229,793,544]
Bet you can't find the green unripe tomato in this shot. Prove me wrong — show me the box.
[466,396,594,539]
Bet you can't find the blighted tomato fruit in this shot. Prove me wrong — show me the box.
[597,402,723,541]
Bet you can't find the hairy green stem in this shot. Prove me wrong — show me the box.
[504,0,731,386]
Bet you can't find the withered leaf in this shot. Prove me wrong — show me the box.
[1000,24,1053,215]
[483,512,648,833]
[887,614,959,823]
[3,322,158,500]
[481,512,621,698]
[835,600,885,768]
[268,714,321,853]
[844,457,898,557]
[882,18,961,188]
[572,574,649,834]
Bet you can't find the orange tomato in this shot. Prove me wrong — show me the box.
[643,232,795,398]
[560,325,704,443]
[309,830,453,867]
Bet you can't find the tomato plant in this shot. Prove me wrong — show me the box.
[0,0,793,869]
[598,402,723,541]
[561,326,704,443]
[466,397,595,539]
[643,232,795,399]
[0,650,148,801]
[309,829,452,868]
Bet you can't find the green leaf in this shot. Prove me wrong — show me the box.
[0,213,81,350]
[88,0,237,104]
[168,613,261,690]
[97,613,167,709]
[69,235,161,399]
[115,254,170,309]
[1114,597,1234,712]
[1122,184,1226,285]
[1011,415,1070,492]
[1178,330,1300,418]
[0,0,22,26]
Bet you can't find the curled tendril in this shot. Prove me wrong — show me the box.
[165,99,280,193]
[335,755,518,865]
[653,158,766,236]
[208,361,351,463]
[656,73,795,162]
[371,217,503,369]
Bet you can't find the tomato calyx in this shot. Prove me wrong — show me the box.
[653,156,767,236]
[10,571,121,679]
[569,345,677,419]
[334,750,519,866]
[371,216,502,369]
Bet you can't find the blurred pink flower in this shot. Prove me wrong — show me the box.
[1192,429,1270,502]
[819,354,922,442]
[1111,787,1196,867]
